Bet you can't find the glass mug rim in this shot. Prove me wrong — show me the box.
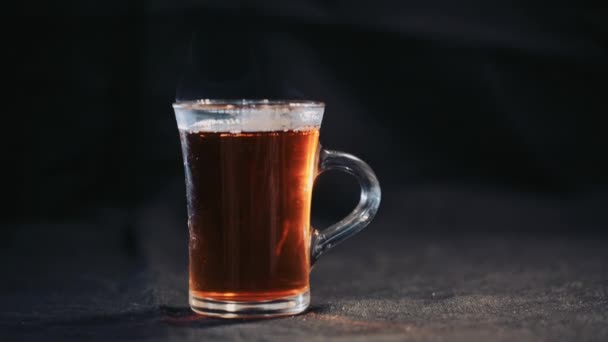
[173,98,325,110]
[174,99,325,133]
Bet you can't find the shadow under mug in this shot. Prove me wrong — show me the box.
[173,99,381,318]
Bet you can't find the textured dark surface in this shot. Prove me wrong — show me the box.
[2,187,608,341]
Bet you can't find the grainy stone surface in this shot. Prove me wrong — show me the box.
[2,189,607,341]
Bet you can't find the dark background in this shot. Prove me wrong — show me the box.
[2,1,608,340]
[6,1,608,232]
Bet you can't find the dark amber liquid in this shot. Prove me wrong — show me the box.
[180,129,319,301]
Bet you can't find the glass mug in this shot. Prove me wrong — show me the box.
[173,99,381,318]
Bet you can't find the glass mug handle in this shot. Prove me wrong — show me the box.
[311,147,381,265]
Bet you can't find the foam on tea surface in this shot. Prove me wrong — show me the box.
[174,100,324,133]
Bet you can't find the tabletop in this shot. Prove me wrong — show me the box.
[2,188,607,341]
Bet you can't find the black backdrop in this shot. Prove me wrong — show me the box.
[6,1,608,233]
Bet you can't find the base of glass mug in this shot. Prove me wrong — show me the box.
[189,289,310,318]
